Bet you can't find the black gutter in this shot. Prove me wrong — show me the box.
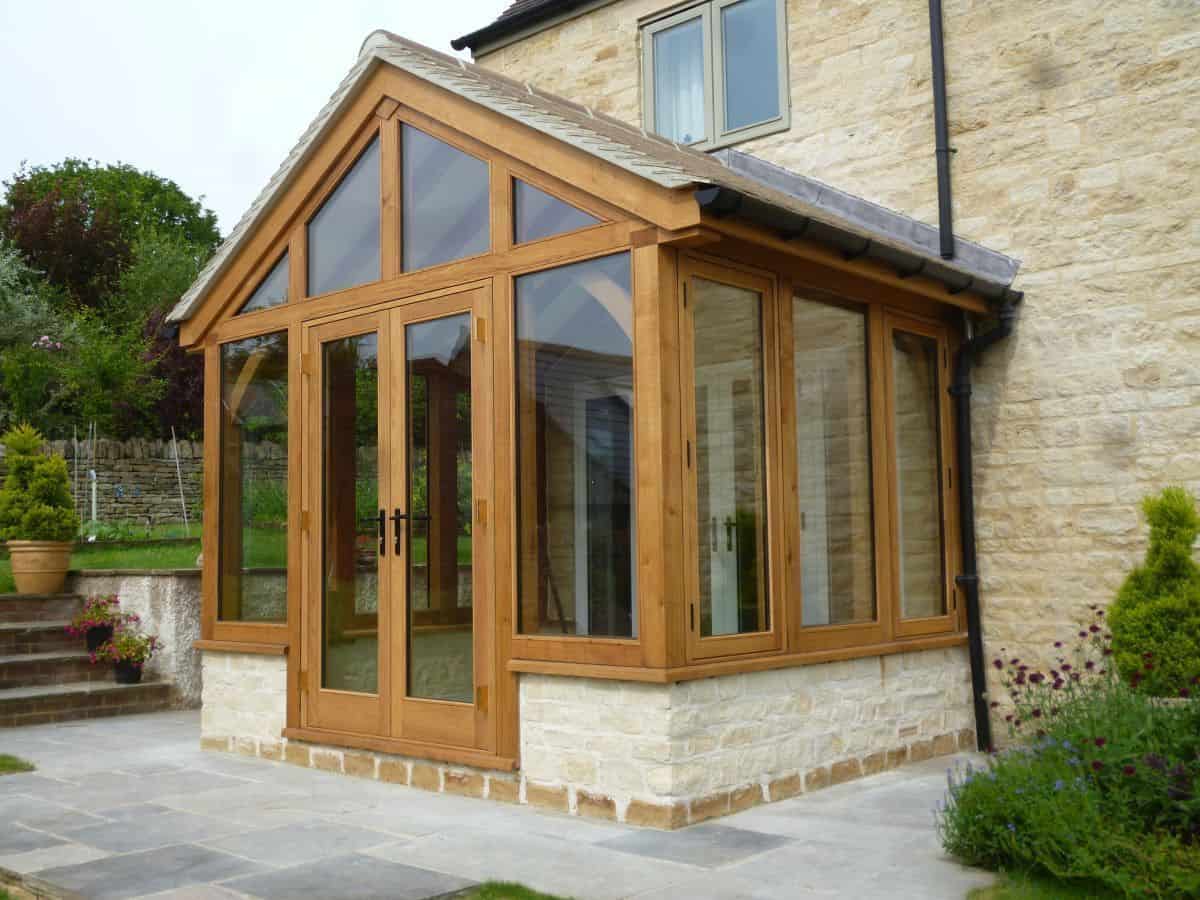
[453,0,599,53]
[928,0,955,259]
[951,301,1018,752]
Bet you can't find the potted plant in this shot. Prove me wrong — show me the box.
[66,594,137,652]
[0,424,79,594]
[93,628,159,684]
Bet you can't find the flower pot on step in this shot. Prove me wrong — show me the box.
[86,625,114,653]
[114,660,143,685]
[6,540,73,595]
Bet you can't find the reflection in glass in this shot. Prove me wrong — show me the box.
[307,138,380,297]
[320,332,380,693]
[793,298,875,627]
[237,253,288,314]
[402,126,489,272]
[406,314,473,703]
[219,333,288,622]
[653,17,706,144]
[722,0,780,132]
[893,330,946,619]
[515,253,635,638]
[513,179,600,244]
[693,278,769,637]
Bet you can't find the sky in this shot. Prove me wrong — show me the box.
[0,0,509,233]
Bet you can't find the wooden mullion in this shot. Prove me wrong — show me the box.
[380,116,401,280]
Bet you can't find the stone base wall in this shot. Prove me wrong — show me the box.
[201,645,973,828]
[70,570,202,706]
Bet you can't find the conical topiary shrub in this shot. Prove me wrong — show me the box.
[1108,487,1200,697]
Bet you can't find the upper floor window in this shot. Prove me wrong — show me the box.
[642,0,788,150]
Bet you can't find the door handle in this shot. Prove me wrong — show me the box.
[377,510,386,556]
[390,509,407,555]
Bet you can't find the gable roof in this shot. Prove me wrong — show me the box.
[452,1,611,54]
[169,30,1020,325]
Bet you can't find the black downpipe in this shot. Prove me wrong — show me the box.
[928,0,955,259]
[952,302,1017,752]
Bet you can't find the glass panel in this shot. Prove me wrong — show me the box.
[402,126,490,271]
[515,253,636,638]
[513,179,601,244]
[307,138,380,297]
[218,333,288,622]
[893,330,946,619]
[237,253,288,314]
[721,0,781,132]
[653,16,707,144]
[793,298,875,627]
[320,332,380,693]
[693,278,768,637]
[406,313,473,703]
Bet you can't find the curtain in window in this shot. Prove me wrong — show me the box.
[653,18,706,145]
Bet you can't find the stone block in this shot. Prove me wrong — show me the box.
[830,759,862,786]
[525,782,569,812]
[625,799,687,830]
[410,763,441,792]
[575,789,617,820]
[805,767,831,793]
[378,759,409,785]
[488,778,520,804]
[730,783,764,813]
[343,752,377,779]
[443,771,484,798]
[283,743,311,768]
[768,773,803,801]
[200,736,229,753]
[908,739,936,763]
[310,750,343,773]
[932,733,959,757]
[861,751,886,776]
[688,791,730,824]
[258,740,284,762]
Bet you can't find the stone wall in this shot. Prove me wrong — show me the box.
[70,570,202,706]
[476,0,1200,696]
[200,646,971,827]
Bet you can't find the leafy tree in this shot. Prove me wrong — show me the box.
[106,228,208,330]
[0,239,68,352]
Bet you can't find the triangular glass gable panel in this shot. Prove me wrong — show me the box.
[307,137,381,297]
[403,125,490,272]
[513,179,601,244]
[237,252,289,315]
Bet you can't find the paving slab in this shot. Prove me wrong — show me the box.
[0,823,67,855]
[201,820,400,868]
[599,822,792,868]
[0,841,110,875]
[222,851,475,900]
[37,843,267,900]
[56,809,246,854]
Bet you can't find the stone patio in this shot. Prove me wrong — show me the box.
[0,711,994,899]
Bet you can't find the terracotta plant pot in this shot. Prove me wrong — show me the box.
[5,540,73,595]
[114,660,143,684]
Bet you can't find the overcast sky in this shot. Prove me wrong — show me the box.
[0,0,509,233]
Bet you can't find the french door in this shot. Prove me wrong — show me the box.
[301,284,493,752]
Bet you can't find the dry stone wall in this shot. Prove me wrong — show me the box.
[477,0,1200,698]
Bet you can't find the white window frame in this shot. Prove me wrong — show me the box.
[641,0,789,151]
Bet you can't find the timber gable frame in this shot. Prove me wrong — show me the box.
[179,30,1021,770]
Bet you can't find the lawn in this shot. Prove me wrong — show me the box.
[970,871,1119,899]
[462,884,569,900]
[0,528,471,593]
[0,753,35,775]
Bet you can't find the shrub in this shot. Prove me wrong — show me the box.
[0,424,79,542]
[1109,488,1200,697]
[939,616,1200,897]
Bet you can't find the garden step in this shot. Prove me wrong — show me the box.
[0,621,78,655]
[0,593,84,623]
[0,650,107,689]
[0,680,172,727]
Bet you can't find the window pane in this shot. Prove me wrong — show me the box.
[722,0,780,132]
[403,125,490,271]
[321,332,380,693]
[219,333,288,623]
[693,278,769,637]
[406,313,473,703]
[893,330,946,619]
[793,298,875,627]
[238,253,288,314]
[307,137,380,297]
[515,253,635,638]
[513,179,600,244]
[653,17,707,144]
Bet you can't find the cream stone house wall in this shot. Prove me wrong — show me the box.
[473,0,1200,701]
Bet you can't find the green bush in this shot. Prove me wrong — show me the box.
[0,423,79,542]
[939,617,1200,898]
[1109,488,1200,697]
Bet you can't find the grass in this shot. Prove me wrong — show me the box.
[461,883,570,900]
[0,753,35,775]
[969,871,1122,899]
[0,529,473,594]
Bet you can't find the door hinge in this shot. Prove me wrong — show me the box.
[474,318,486,344]
[300,509,311,532]
[301,353,315,376]
[475,685,489,713]
[686,439,692,468]
[690,603,696,631]
[682,282,688,308]
[299,668,310,694]
[476,498,487,527]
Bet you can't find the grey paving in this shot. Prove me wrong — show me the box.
[222,852,474,900]
[0,710,996,899]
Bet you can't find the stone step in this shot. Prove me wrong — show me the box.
[0,650,108,689]
[0,680,172,727]
[0,594,84,623]
[0,622,78,655]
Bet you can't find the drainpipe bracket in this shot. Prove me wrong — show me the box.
[955,573,980,587]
